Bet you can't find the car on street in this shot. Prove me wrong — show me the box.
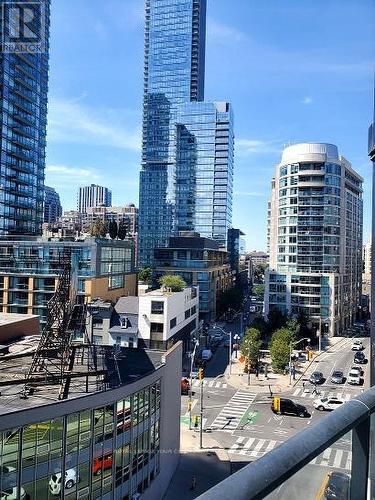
[354,351,366,364]
[180,377,190,395]
[347,369,361,385]
[210,333,223,343]
[351,339,363,351]
[200,349,212,361]
[309,371,324,384]
[313,397,345,411]
[49,468,79,495]
[271,398,310,418]
[330,370,344,384]
[322,471,350,499]
[350,365,363,376]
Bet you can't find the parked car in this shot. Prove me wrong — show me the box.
[354,351,366,364]
[0,465,27,500]
[350,365,363,376]
[49,468,79,495]
[210,333,223,343]
[351,339,363,351]
[309,371,324,385]
[200,349,212,361]
[331,370,344,384]
[314,397,345,411]
[347,369,361,385]
[271,398,310,418]
[92,453,113,475]
[180,378,190,395]
[322,471,350,499]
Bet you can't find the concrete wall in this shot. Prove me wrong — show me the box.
[0,314,39,342]
[143,342,182,500]
[85,273,137,302]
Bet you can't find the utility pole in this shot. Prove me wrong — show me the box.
[247,340,251,386]
[228,331,232,375]
[318,316,322,353]
[189,339,198,430]
[199,370,204,449]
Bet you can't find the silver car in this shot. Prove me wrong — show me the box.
[331,370,344,384]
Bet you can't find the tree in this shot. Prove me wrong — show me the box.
[266,307,287,334]
[108,220,118,239]
[138,267,152,285]
[270,327,296,372]
[216,284,244,315]
[252,284,265,300]
[240,327,262,369]
[159,274,186,292]
[89,218,107,238]
[251,316,268,338]
[253,263,268,283]
[117,221,127,240]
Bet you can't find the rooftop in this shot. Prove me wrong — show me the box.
[0,345,165,416]
[0,313,39,327]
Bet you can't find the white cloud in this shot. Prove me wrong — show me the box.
[47,97,142,151]
[236,139,282,156]
[302,96,313,104]
[207,19,247,43]
[45,164,102,187]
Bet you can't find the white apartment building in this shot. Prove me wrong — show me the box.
[265,143,363,336]
[138,287,199,351]
[78,184,112,214]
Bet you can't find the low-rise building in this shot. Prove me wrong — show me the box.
[0,313,39,343]
[154,232,233,322]
[0,342,182,500]
[0,236,137,326]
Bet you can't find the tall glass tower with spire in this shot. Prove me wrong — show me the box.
[139,0,234,266]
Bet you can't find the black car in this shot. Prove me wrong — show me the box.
[323,471,350,499]
[354,351,366,364]
[272,398,310,418]
[309,371,324,384]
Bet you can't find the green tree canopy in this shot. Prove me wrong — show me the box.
[159,274,186,292]
[240,327,262,367]
[108,220,118,239]
[89,218,107,238]
[266,307,287,334]
[252,284,265,300]
[138,267,152,285]
[117,221,127,240]
[270,327,296,372]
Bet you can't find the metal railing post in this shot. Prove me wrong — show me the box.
[351,416,370,500]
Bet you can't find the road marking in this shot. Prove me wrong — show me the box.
[229,436,280,457]
[333,449,343,468]
[210,391,256,432]
[239,437,256,455]
[249,439,266,457]
[208,380,214,387]
[184,398,197,416]
[321,448,332,466]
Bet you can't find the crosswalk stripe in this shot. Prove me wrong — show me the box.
[239,437,256,455]
[333,449,343,468]
[208,380,214,387]
[345,453,352,471]
[265,440,277,452]
[249,439,266,457]
[210,390,256,432]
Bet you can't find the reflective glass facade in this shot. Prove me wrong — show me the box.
[0,381,161,499]
[266,143,363,336]
[0,0,50,235]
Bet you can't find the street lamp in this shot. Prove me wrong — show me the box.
[289,337,310,385]
[213,325,232,374]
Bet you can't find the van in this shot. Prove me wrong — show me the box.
[201,349,212,361]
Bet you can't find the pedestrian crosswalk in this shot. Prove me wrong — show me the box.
[192,379,227,389]
[292,387,353,401]
[229,436,352,471]
[310,447,352,471]
[209,391,256,432]
[229,436,281,457]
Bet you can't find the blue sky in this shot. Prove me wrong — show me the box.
[45,0,374,250]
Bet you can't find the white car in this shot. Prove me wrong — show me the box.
[314,397,345,411]
[351,340,363,351]
[49,468,79,495]
[347,370,361,385]
[350,366,363,376]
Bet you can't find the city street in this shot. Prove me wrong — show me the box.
[180,331,370,498]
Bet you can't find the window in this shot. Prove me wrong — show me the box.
[170,317,177,329]
[150,323,163,333]
[191,305,196,315]
[184,309,191,320]
[151,301,164,314]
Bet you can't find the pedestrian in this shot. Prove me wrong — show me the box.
[312,383,317,395]
[190,476,197,490]
[302,381,305,390]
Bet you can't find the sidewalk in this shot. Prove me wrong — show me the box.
[163,426,230,499]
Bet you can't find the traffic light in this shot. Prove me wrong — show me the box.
[308,350,314,361]
[198,368,204,380]
[273,397,280,413]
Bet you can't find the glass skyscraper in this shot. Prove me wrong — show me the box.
[139,0,234,266]
[0,0,50,236]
